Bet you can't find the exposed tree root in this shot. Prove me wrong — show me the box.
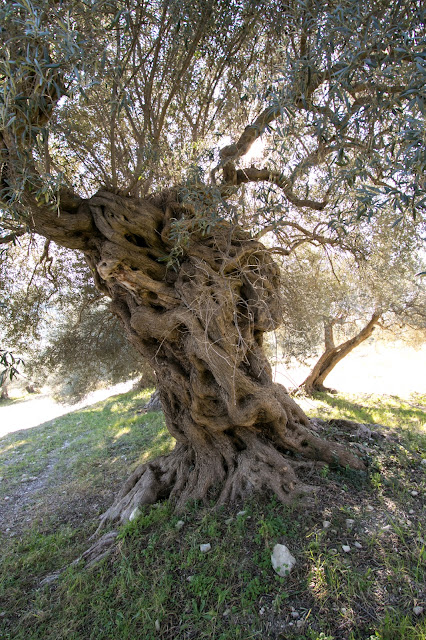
[97,417,365,531]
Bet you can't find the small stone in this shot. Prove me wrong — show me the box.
[271,544,296,576]
[346,519,355,529]
[4,496,10,501]
[236,510,246,517]
[354,542,362,549]
[411,490,419,496]
[223,609,231,617]
[340,607,347,614]
[323,520,331,529]
[175,520,185,530]
[409,509,415,514]
[225,518,234,525]
[342,545,351,553]
[200,543,211,553]
[291,611,300,619]
[0,612,5,617]
[259,607,265,615]
[381,524,391,531]
[154,619,160,631]
[366,505,374,511]
[413,606,424,616]
[129,507,140,522]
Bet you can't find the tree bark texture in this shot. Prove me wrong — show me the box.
[31,189,365,524]
[300,313,381,395]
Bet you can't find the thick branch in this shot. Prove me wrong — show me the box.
[0,229,26,245]
[234,166,328,210]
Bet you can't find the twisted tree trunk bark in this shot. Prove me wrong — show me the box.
[32,188,365,525]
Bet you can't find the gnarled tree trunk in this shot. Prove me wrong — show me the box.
[32,189,365,525]
[300,313,381,395]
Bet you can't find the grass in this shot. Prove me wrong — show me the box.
[0,389,425,639]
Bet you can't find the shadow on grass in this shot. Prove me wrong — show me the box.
[0,393,42,408]
[311,391,426,431]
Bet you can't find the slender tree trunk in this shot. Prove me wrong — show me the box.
[300,312,381,395]
[30,188,365,524]
[1,381,9,400]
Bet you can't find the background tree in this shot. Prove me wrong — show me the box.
[0,349,23,399]
[1,0,425,524]
[277,218,426,394]
[0,238,153,402]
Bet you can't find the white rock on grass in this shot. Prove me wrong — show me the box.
[354,542,362,549]
[129,507,140,522]
[200,543,211,553]
[175,520,185,530]
[342,545,351,553]
[411,490,419,496]
[413,606,424,616]
[271,544,296,577]
[323,521,331,529]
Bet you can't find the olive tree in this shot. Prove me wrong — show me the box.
[1,0,425,524]
[278,221,426,394]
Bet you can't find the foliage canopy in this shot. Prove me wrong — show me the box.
[1,0,425,243]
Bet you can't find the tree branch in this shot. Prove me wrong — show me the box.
[234,167,328,210]
[0,230,27,245]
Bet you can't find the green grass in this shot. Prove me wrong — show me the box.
[0,390,425,639]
